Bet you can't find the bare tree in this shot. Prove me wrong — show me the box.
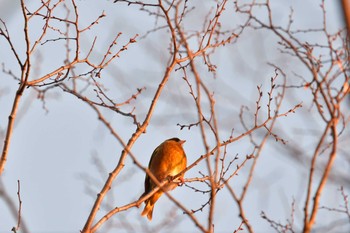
[0,0,349,233]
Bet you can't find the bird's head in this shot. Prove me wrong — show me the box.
[167,137,186,145]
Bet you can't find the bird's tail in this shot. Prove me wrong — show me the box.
[141,201,154,221]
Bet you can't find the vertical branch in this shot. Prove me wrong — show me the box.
[0,87,24,175]
[0,0,31,175]
[303,118,339,233]
[11,180,22,233]
[342,0,350,34]
[0,179,28,233]
[174,1,230,230]
[302,121,331,231]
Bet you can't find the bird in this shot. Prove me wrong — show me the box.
[140,137,187,221]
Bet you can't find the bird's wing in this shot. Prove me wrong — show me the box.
[144,145,160,193]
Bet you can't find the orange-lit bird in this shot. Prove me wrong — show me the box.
[140,138,187,221]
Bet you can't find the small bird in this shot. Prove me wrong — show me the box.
[140,137,187,221]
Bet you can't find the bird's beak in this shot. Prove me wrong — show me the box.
[179,140,186,145]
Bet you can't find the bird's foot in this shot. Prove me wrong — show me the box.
[177,177,185,186]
